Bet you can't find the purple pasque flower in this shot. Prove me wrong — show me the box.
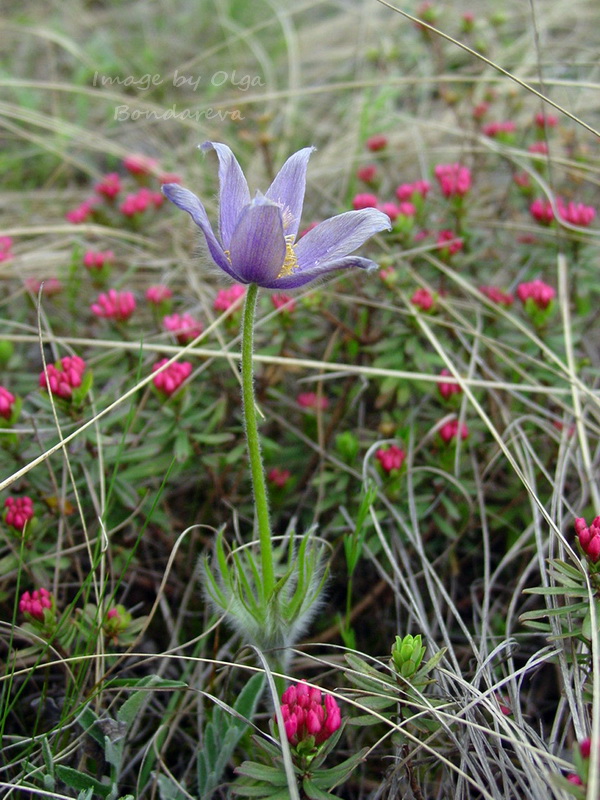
[162,142,391,290]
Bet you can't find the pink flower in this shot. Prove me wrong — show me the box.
[65,199,96,223]
[436,229,463,257]
[123,153,160,175]
[529,198,555,225]
[516,279,555,310]
[378,202,402,221]
[83,249,115,272]
[513,172,531,189]
[366,134,388,152]
[271,293,296,313]
[158,172,182,185]
[439,419,469,443]
[0,236,13,262]
[268,467,291,488]
[297,392,329,411]
[19,588,53,622]
[0,386,16,420]
[352,193,378,210]
[91,289,136,321]
[5,496,34,532]
[357,164,378,183]
[575,516,600,562]
[39,355,87,399]
[24,277,63,296]
[213,284,246,311]
[566,774,584,786]
[438,368,462,400]
[482,120,516,138]
[580,738,592,759]
[534,112,558,129]
[376,444,406,473]
[94,172,122,199]
[279,682,341,747]
[411,287,435,311]
[528,141,548,155]
[120,188,159,216]
[558,200,596,227]
[152,359,193,397]
[479,285,514,306]
[146,285,173,305]
[163,312,203,343]
[395,181,431,201]
[434,163,472,197]
[472,102,490,121]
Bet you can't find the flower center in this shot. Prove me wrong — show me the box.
[277,235,299,278]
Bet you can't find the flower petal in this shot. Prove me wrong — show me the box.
[265,147,315,238]
[162,183,244,282]
[295,208,390,268]
[201,141,251,248]
[228,196,287,286]
[268,256,379,290]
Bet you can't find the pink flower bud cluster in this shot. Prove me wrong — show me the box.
[152,359,193,397]
[366,134,388,152]
[268,467,291,488]
[213,284,246,311]
[438,368,462,400]
[279,683,342,747]
[163,312,203,343]
[119,187,164,217]
[376,444,406,473]
[529,198,554,225]
[480,285,514,306]
[94,172,122,199]
[83,249,115,271]
[395,180,431,201]
[123,153,160,175]
[5,496,34,531]
[19,588,53,621]
[559,200,596,227]
[439,419,469,443]
[0,236,14,262]
[575,517,600,562]
[436,229,463,256]
[146,285,173,305]
[357,164,378,183]
[534,112,558,129]
[271,293,296,313]
[297,392,329,411]
[65,199,98,224]
[39,355,86,399]
[0,386,16,419]
[25,277,63,296]
[516,279,555,310]
[528,141,548,155]
[411,287,435,311]
[481,120,516,138]
[352,193,378,210]
[434,163,472,197]
[91,289,136,321]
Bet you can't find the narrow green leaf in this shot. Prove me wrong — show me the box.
[55,765,110,797]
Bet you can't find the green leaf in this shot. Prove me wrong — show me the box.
[117,675,162,730]
[235,761,290,785]
[302,776,340,799]
[55,765,110,797]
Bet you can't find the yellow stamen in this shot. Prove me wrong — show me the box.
[277,235,299,278]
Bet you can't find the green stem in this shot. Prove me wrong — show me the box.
[241,283,274,599]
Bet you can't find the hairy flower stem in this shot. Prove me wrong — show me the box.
[241,282,275,601]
